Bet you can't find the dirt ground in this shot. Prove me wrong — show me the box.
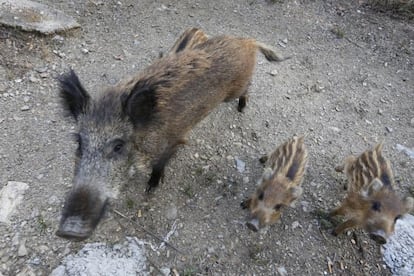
[0,0,413,275]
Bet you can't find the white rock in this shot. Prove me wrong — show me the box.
[50,237,148,276]
[383,214,414,275]
[0,181,29,223]
[18,239,28,257]
[396,144,414,159]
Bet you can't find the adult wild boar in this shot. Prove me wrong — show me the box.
[56,28,288,240]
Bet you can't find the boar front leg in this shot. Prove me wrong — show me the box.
[332,218,359,236]
[146,141,184,193]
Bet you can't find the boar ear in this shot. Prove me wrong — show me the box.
[367,178,384,196]
[58,70,90,120]
[121,81,158,127]
[403,197,414,213]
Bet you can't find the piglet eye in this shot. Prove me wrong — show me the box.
[258,191,264,200]
[113,140,125,153]
[274,204,283,210]
[372,201,381,212]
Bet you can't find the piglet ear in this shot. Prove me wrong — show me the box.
[289,186,303,199]
[261,168,274,181]
[367,178,384,196]
[121,80,158,127]
[403,197,414,213]
[58,70,90,120]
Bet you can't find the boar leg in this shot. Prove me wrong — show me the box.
[332,218,359,236]
[240,198,252,209]
[237,95,248,112]
[329,204,348,217]
[146,141,184,193]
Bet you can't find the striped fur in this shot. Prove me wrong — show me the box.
[330,143,414,244]
[168,28,208,54]
[242,136,308,230]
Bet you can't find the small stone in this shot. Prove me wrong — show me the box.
[21,106,30,111]
[165,205,177,220]
[18,239,28,257]
[39,72,49,78]
[385,126,393,133]
[34,67,48,73]
[269,69,278,76]
[29,76,39,83]
[81,48,89,54]
[52,35,64,42]
[243,177,249,184]
[291,221,300,230]
[235,157,245,173]
[277,266,288,276]
[282,38,288,44]
[23,97,30,103]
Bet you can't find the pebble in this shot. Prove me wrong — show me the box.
[385,126,393,133]
[277,266,288,276]
[269,69,278,76]
[34,67,48,73]
[29,76,39,83]
[235,157,245,173]
[21,106,30,111]
[165,205,177,220]
[18,239,28,257]
[291,221,300,230]
[81,48,89,54]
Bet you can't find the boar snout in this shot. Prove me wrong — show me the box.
[369,230,387,244]
[246,218,260,232]
[56,187,108,241]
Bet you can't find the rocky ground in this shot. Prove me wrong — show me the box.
[0,0,413,275]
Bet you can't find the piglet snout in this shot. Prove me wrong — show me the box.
[246,218,260,232]
[369,230,387,244]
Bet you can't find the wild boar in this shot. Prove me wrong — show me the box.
[330,143,414,244]
[56,28,288,240]
[241,136,308,231]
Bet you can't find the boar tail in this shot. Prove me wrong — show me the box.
[255,41,290,62]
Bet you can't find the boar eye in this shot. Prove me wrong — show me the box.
[372,201,381,212]
[274,204,283,210]
[112,140,125,153]
[258,191,264,200]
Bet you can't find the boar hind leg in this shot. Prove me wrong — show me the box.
[332,218,359,236]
